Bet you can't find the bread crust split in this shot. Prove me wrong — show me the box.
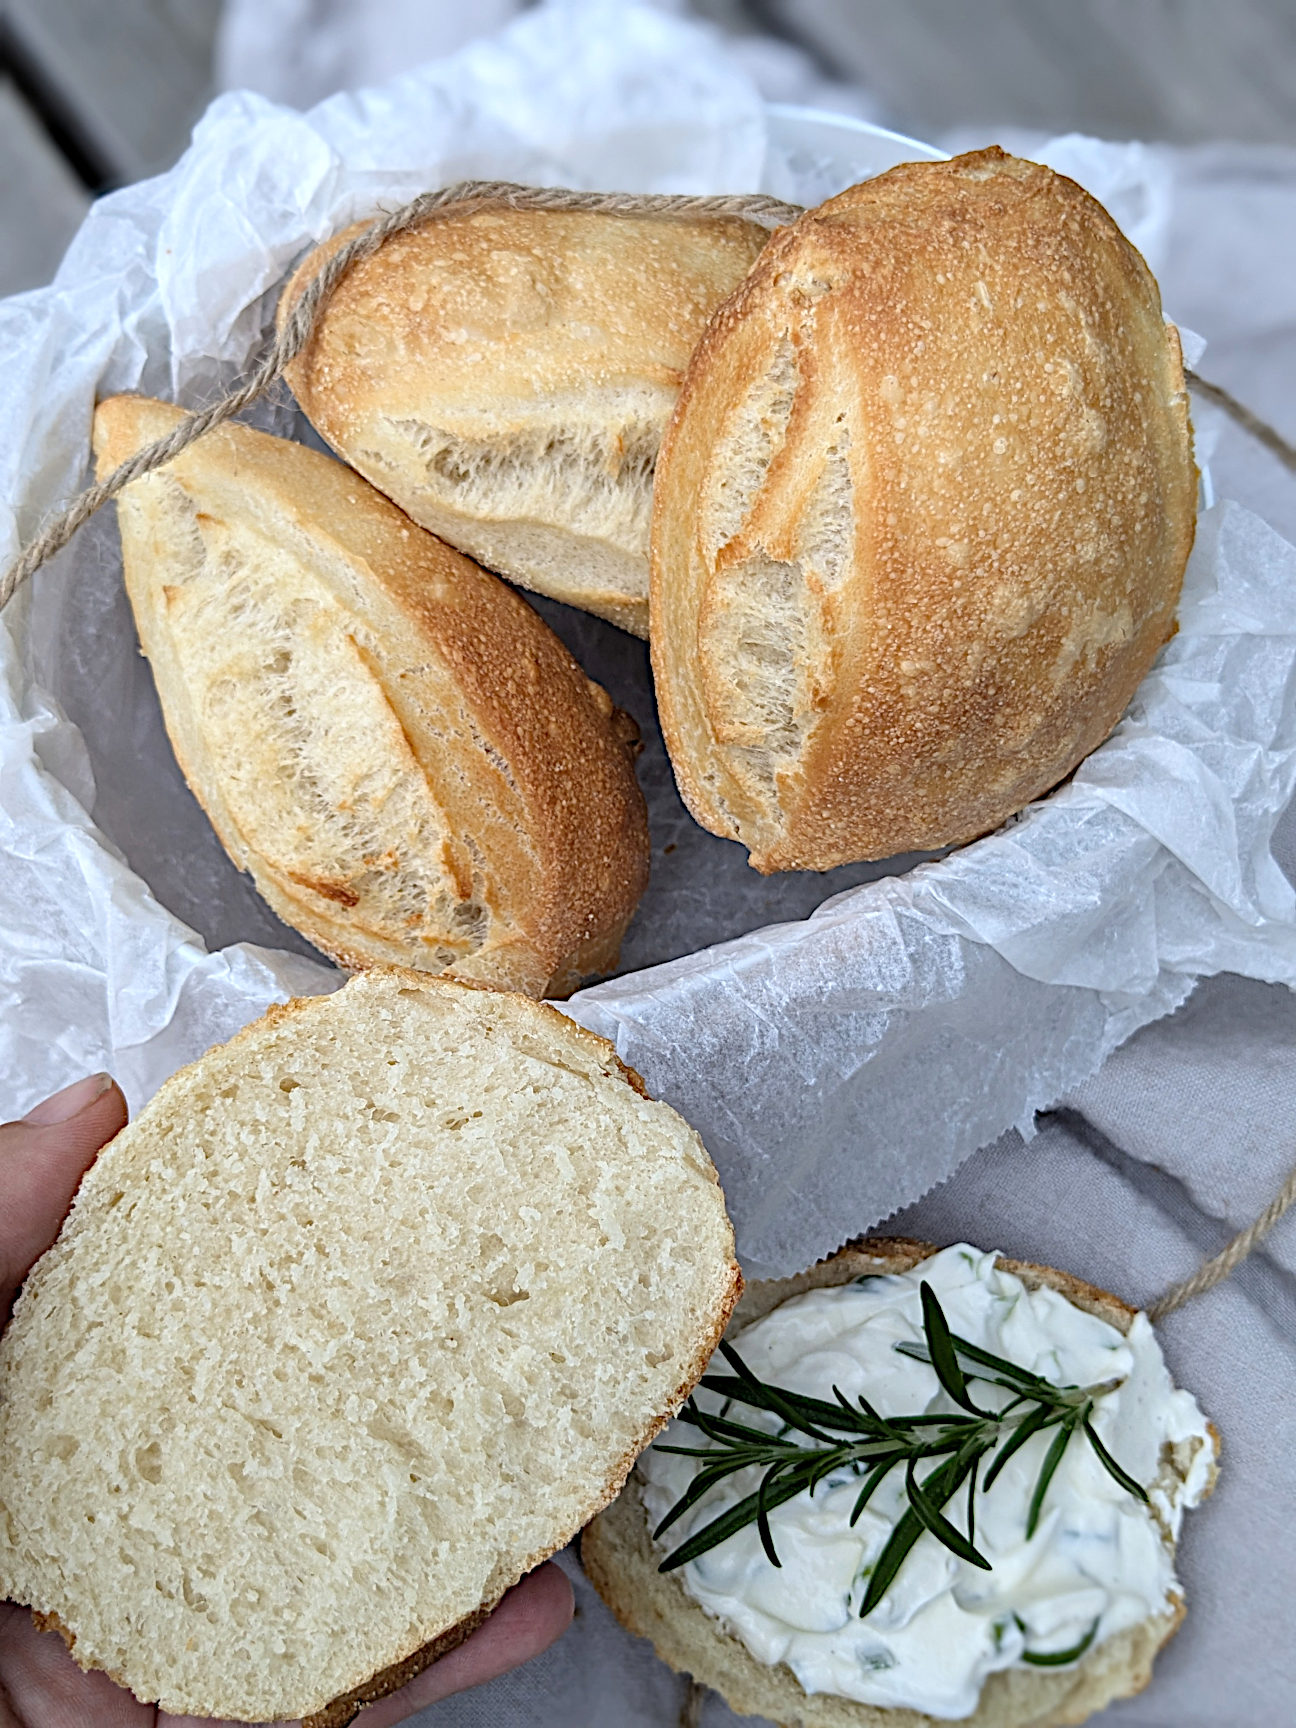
[583,1236,1219,1728]
[94,395,649,997]
[0,971,742,1722]
[650,149,1198,871]
[279,202,770,636]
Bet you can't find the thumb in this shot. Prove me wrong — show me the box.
[0,1074,129,1322]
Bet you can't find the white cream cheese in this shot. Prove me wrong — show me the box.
[638,1245,1214,1720]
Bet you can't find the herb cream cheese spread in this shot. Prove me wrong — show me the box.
[637,1245,1214,1720]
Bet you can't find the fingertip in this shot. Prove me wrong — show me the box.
[85,1076,130,1141]
[22,1072,115,1126]
[1,1077,129,1316]
[508,1559,576,1647]
[12,1080,129,1188]
[11,1073,128,1144]
[355,1563,576,1726]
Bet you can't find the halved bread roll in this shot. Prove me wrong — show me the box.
[94,395,649,996]
[279,202,769,636]
[583,1237,1218,1728]
[0,970,741,1725]
[650,149,1197,870]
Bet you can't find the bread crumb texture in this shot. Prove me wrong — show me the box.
[281,206,768,635]
[650,149,1197,869]
[0,972,739,1721]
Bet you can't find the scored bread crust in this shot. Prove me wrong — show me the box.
[0,971,742,1722]
[650,148,1198,870]
[94,396,649,997]
[279,202,769,636]
[583,1236,1219,1728]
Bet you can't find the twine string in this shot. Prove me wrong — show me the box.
[1185,369,1296,477]
[0,176,1292,1321]
[3,179,1293,612]
[0,181,802,614]
[1148,1160,1296,1319]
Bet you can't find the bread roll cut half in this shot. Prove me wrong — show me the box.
[584,1238,1217,1728]
[279,202,769,636]
[95,395,649,996]
[650,149,1197,870]
[0,970,741,1725]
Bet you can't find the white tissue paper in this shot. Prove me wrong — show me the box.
[1,2,1294,1281]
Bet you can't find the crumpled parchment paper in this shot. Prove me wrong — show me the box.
[1,1,1294,1280]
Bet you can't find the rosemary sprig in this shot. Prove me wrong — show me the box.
[655,1281,1147,1619]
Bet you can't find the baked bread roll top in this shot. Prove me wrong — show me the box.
[651,149,1197,870]
[95,396,649,995]
[281,204,769,635]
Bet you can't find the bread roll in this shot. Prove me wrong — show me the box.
[279,203,769,636]
[94,395,649,997]
[583,1238,1217,1728]
[650,149,1197,871]
[0,969,741,1725]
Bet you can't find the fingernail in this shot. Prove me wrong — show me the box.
[23,1073,114,1126]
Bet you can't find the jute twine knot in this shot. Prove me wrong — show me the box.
[2,176,1293,1324]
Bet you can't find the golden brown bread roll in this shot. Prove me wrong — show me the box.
[94,395,649,996]
[279,203,769,636]
[649,149,1197,871]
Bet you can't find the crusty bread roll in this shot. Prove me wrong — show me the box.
[0,969,741,1726]
[650,149,1197,871]
[279,203,769,636]
[94,395,649,997]
[583,1238,1217,1728]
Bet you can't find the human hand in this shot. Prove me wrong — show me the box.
[0,1074,574,1728]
